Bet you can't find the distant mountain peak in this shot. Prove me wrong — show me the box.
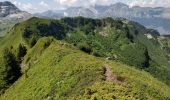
[0,1,32,36]
[0,1,21,17]
[0,1,19,10]
[0,1,32,20]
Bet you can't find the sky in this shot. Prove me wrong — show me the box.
[1,0,170,13]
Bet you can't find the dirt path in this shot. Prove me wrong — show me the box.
[104,64,122,84]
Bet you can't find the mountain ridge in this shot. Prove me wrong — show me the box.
[0,16,170,99]
[34,2,170,35]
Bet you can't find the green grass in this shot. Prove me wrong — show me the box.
[0,17,170,99]
[0,37,170,100]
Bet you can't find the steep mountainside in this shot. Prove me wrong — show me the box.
[0,1,21,17]
[0,17,170,99]
[0,1,31,36]
[157,36,170,53]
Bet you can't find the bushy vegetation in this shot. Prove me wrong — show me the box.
[17,44,27,63]
[159,36,170,53]
[0,48,21,94]
[0,37,170,99]
[0,17,170,99]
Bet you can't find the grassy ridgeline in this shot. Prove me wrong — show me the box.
[0,37,170,99]
[2,17,169,85]
[0,17,170,99]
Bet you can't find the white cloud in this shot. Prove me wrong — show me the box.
[128,0,170,7]
[21,3,37,11]
[12,1,21,6]
[53,0,170,7]
[11,1,37,12]
[39,1,48,7]
[53,0,113,7]
[59,0,77,5]
[55,0,83,6]
[54,0,111,6]
[4,0,170,13]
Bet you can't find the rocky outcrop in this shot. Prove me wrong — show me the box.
[0,1,21,17]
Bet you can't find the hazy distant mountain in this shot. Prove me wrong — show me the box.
[34,10,64,18]
[35,2,169,19]
[0,1,31,36]
[35,2,170,35]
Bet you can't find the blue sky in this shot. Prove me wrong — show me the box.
[1,0,170,13]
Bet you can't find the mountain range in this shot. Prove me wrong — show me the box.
[1,1,170,36]
[35,2,170,35]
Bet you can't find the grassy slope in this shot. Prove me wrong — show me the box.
[0,37,170,100]
[0,17,170,99]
